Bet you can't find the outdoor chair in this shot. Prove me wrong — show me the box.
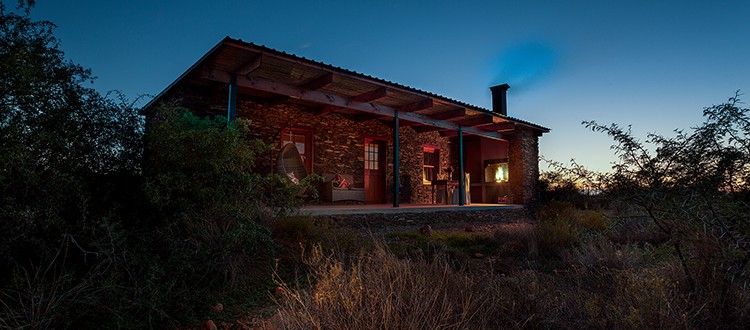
[275,143,308,194]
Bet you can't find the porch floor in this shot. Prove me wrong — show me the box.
[299,203,523,216]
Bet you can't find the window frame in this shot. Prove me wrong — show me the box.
[422,145,440,184]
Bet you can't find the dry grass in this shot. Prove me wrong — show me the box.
[0,255,99,329]
[262,204,750,329]
[493,223,538,258]
[270,243,532,329]
[267,239,703,329]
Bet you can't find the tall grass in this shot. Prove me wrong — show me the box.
[267,201,750,329]
[271,243,526,329]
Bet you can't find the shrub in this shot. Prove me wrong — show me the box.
[575,209,607,232]
[0,3,144,327]
[132,107,303,324]
[535,202,580,254]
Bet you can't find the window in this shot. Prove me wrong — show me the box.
[281,127,313,173]
[365,142,379,170]
[423,147,440,184]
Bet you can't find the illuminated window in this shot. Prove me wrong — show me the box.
[423,147,440,184]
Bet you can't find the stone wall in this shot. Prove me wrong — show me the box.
[394,127,452,204]
[156,86,540,205]
[508,126,539,204]
[161,87,454,204]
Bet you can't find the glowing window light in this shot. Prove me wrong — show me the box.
[484,162,509,183]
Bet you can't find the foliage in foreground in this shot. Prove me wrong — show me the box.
[539,93,750,326]
[271,95,750,329]
[0,3,302,327]
[273,243,501,329]
[271,203,750,329]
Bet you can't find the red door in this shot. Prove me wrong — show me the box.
[364,138,386,204]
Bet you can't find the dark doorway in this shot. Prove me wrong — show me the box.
[364,137,386,204]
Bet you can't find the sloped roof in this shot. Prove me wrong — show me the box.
[144,37,550,138]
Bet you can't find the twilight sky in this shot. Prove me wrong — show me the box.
[24,0,750,172]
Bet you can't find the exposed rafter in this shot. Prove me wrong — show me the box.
[351,87,388,102]
[412,125,444,133]
[479,122,515,132]
[431,108,466,120]
[452,115,495,127]
[382,118,420,126]
[301,72,333,90]
[399,98,433,112]
[439,131,464,138]
[200,68,507,140]
[236,55,262,76]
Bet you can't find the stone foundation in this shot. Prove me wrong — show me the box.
[310,208,533,235]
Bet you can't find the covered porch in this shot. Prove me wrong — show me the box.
[144,37,549,206]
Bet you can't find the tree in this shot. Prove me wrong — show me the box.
[0,2,143,327]
[578,94,750,323]
[0,2,306,327]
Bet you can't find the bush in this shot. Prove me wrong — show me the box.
[126,106,305,324]
[0,3,144,327]
[535,202,580,254]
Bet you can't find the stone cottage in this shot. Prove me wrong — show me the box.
[143,37,549,207]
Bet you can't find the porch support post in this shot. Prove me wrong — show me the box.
[227,73,237,123]
[458,126,465,206]
[392,110,400,207]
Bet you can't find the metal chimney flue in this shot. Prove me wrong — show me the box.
[490,83,510,115]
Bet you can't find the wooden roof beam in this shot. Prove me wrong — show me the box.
[479,122,516,132]
[452,115,495,127]
[199,68,507,140]
[236,55,262,76]
[301,72,333,90]
[399,98,433,112]
[389,119,420,126]
[351,87,388,102]
[439,130,460,138]
[413,125,444,133]
[430,108,466,120]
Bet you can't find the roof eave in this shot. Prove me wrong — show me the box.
[139,36,233,114]
[141,37,551,135]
